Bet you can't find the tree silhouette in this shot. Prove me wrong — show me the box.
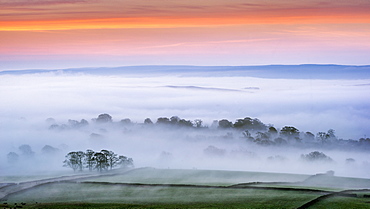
[234,117,266,131]
[218,119,233,129]
[301,151,333,162]
[118,155,134,168]
[7,152,19,164]
[280,126,300,141]
[194,119,203,128]
[144,118,153,124]
[96,113,112,123]
[316,132,330,144]
[64,149,133,172]
[94,151,108,172]
[19,144,35,157]
[156,117,170,124]
[63,151,84,172]
[85,149,96,171]
[102,150,119,170]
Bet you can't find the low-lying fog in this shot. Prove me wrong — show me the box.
[1,70,369,178]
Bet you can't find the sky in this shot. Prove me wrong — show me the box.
[1,1,370,178]
[1,0,370,70]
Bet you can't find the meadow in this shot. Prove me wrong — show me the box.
[2,168,370,208]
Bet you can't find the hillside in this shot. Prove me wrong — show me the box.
[1,168,370,208]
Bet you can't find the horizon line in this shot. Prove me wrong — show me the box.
[2,63,370,73]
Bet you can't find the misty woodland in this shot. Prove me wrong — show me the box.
[7,113,368,174]
[49,113,369,149]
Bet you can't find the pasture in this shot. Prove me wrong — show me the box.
[1,168,370,208]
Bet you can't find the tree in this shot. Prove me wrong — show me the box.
[19,144,35,157]
[268,126,278,137]
[242,130,254,141]
[156,117,170,124]
[274,137,288,145]
[76,151,85,171]
[178,119,193,127]
[255,132,269,140]
[251,118,267,131]
[327,129,336,139]
[120,118,132,125]
[316,132,330,144]
[233,117,266,131]
[68,119,79,127]
[102,150,119,170]
[68,119,89,128]
[194,119,203,128]
[316,129,337,144]
[234,117,253,129]
[304,132,315,141]
[170,116,180,124]
[254,132,273,146]
[94,151,108,172]
[63,151,84,172]
[301,151,333,162]
[359,138,370,146]
[280,126,300,141]
[203,145,226,156]
[96,113,112,123]
[7,152,19,164]
[144,118,153,124]
[218,119,233,129]
[85,149,96,171]
[80,119,89,126]
[41,145,59,155]
[118,155,134,168]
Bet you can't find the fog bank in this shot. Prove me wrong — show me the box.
[1,70,369,178]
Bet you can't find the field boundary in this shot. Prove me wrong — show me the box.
[0,168,136,201]
[296,189,370,208]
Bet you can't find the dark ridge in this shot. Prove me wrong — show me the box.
[1,64,370,79]
[163,85,243,92]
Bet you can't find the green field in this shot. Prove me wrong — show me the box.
[83,168,310,185]
[1,168,370,208]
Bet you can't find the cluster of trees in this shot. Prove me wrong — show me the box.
[63,149,133,172]
[48,114,369,150]
[300,151,333,163]
[48,114,201,130]
[203,144,337,164]
[7,144,59,164]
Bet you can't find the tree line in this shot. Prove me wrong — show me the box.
[48,114,370,150]
[63,149,133,172]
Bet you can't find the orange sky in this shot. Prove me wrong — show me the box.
[1,0,370,69]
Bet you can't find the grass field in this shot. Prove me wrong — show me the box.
[83,168,310,186]
[1,168,370,208]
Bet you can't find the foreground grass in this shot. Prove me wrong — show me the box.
[3,168,370,208]
[305,196,370,209]
[5,182,319,208]
[0,202,312,209]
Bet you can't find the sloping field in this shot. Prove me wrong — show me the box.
[1,168,370,208]
[83,167,310,186]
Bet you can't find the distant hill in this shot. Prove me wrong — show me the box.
[1,64,370,79]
